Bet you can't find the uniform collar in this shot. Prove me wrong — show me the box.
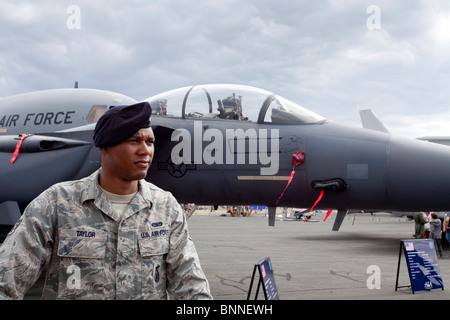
[81,169,153,222]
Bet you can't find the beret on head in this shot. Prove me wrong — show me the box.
[93,101,152,148]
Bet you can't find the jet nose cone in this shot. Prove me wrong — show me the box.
[388,136,450,211]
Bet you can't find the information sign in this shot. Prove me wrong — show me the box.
[395,239,444,294]
[247,257,280,300]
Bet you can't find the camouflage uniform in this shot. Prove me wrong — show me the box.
[0,169,212,300]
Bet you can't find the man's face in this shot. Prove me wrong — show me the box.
[101,127,155,182]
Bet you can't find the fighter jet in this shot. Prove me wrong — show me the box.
[2,84,450,237]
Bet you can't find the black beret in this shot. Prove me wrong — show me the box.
[93,101,152,148]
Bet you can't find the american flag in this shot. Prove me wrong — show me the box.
[405,242,414,251]
[261,265,266,278]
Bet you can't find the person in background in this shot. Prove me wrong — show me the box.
[413,211,427,239]
[423,212,431,239]
[443,213,450,247]
[430,212,443,258]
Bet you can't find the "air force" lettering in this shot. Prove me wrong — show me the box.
[141,229,168,239]
[0,111,76,128]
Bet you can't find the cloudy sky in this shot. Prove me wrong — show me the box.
[1,0,450,138]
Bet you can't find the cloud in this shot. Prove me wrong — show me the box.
[1,1,450,138]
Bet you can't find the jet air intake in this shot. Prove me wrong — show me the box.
[0,134,92,205]
[0,135,90,153]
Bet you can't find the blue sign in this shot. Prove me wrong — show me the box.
[258,257,280,300]
[249,206,267,210]
[396,239,444,294]
[247,257,280,300]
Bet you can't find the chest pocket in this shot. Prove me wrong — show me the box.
[138,230,169,257]
[138,229,170,298]
[57,228,107,259]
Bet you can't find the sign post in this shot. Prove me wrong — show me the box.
[247,257,280,300]
[395,239,444,294]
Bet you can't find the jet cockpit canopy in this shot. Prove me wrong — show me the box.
[144,84,326,125]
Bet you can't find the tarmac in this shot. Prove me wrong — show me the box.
[21,209,450,300]
[187,209,450,300]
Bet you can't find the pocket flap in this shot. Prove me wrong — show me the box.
[138,231,169,257]
[57,228,107,259]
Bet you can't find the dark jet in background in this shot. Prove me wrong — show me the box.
[1,84,450,238]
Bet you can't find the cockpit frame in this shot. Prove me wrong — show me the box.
[145,84,326,126]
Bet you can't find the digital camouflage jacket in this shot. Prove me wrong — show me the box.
[0,169,212,300]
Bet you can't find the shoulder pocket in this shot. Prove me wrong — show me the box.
[57,228,107,259]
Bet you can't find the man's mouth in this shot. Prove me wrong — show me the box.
[134,160,150,168]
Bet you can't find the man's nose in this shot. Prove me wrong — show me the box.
[138,141,153,155]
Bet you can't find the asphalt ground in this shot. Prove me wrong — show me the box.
[188,210,450,300]
[19,210,450,301]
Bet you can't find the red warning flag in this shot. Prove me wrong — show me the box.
[275,152,305,206]
[10,134,28,164]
